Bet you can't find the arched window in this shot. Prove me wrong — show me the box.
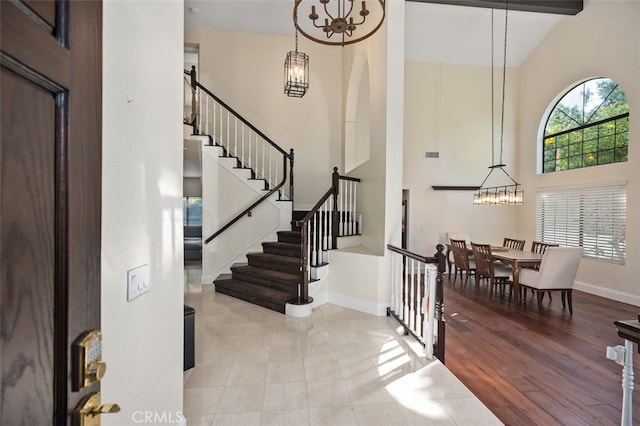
[542,78,629,173]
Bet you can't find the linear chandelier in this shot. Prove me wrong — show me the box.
[474,3,523,206]
[293,0,386,46]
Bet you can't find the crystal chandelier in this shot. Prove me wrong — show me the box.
[284,29,309,98]
[474,3,523,206]
[293,0,386,46]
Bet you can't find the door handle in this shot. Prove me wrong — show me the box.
[73,392,121,426]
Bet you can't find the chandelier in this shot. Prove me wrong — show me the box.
[474,3,523,206]
[293,0,386,46]
[284,29,309,98]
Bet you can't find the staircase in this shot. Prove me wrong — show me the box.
[214,228,303,313]
[185,66,360,316]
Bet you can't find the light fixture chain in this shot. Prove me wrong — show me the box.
[295,28,299,53]
[499,1,509,165]
[491,8,495,166]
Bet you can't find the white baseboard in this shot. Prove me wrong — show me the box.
[574,281,640,307]
[326,292,388,316]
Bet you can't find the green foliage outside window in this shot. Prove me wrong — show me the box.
[543,78,629,173]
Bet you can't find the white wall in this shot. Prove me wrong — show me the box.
[325,0,405,312]
[184,28,343,209]
[102,1,184,424]
[518,0,640,304]
[201,144,292,282]
[403,61,521,256]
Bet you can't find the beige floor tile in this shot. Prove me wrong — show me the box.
[216,384,266,414]
[260,408,310,426]
[211,411,262,426]
[185,365,233,388]
[306,380,352,408]
[269,344,303,362]
[353,403,407,425]
[308,406,359,426]
[263,382,307,411]
[438,398,504,425]
[303,359,342,381]
[183,387,224,416]
[226,363,269,385]
[185,276,500,425]
[345,377,396,405]
[267,361,305,384]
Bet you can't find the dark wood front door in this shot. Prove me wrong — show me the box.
[1,1,102,424]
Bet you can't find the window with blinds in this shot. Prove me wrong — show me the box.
[536,183,626,264]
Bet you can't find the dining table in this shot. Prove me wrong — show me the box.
[491,248,544,305]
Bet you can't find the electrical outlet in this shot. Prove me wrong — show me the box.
[127,264,150,301]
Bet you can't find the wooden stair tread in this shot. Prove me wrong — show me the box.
[230,265,299,284]
[246,252,300,265]
[214,278,291,314]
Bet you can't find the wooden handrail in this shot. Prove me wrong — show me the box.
[184,66,295,244]
[184,66,288,156]
[205,153,289,245]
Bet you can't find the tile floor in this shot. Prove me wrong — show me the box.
[183,279,502,426]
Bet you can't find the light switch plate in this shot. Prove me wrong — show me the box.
[127,264,150,301]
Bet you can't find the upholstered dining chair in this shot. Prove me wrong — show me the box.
[503,237,525,251]
[449,238,476,286]
[471,242,513,298]
[528,241,560,300]
[519,247,583,314]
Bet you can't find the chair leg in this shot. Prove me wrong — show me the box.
[561,291,566,308]
[536,291,544,312]
[463,270,469,287]
[452,267,458,284]
[567,290,573,314]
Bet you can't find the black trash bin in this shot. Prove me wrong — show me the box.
[184,305,195,371]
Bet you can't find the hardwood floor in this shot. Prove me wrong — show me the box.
[443,276,640,425]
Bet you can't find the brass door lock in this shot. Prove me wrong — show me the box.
[73,330,107,391]
[73,392,120,426]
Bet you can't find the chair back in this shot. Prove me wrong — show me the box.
[447,232,471,246]
[471,242,493,279]
[531,241,559,254]
[503,237,525,251]
[450,238,471,269]
[537,247,583,290]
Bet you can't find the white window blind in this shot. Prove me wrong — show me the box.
[536,183,626,264]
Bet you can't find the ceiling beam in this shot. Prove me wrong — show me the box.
[407,0,583,15]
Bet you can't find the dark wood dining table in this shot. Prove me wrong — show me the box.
[491,248,544,305]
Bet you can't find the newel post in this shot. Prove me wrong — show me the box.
[434,243,446,364]
[331,167,340,249]
[289,148,295,202]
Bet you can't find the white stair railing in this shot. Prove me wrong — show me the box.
[387,245,446,362]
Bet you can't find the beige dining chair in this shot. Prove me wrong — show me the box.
[449,238,476,286]
[528,241,560,300]
[519,247,583,314]
[471,242,513,298]
[503,237,525,251]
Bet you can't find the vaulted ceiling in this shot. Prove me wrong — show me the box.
[184,0,583,67]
